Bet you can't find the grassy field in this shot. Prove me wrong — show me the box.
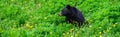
[0,0,120,37]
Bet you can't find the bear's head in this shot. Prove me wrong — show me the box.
[58,5,73,16]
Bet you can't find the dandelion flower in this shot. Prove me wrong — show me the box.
[67,32,69,35]
[25,22,33,29]
[71,35,73,37]
[103,30,106,33]
[75,33,78,36]
[18,28,21,30]
[99,35,102,37]
[115,23,118,24]
[89,25,92,28]
[44,17,47,19]
[106,29,109,32]
[94,35,96,37]
[38,4,41,7]
[50,32,52,34]
[99,27,101,29]
[99,32,102,35]
[113,24,116,27]
[108,27,112,30]
[70,28,74,32]
[11,0,14,1]
[63,33,65,35]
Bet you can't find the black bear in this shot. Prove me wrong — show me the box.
[58,5,85,27]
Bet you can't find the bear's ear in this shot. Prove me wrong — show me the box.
[66,5,71,9]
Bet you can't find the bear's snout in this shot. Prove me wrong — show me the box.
[58,12,62,16]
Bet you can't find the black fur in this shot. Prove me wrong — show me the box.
[58,5,85,27]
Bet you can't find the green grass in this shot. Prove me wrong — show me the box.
[0,0,120,37]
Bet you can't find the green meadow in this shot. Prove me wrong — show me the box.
[0,0,120,37]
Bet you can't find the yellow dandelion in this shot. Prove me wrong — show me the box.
[89,25,92,28]
[18,28,21,30]
[50,32,52,34]
[99,35,102,37]
[63,33,65,35]
[63,35,67,37]
[67,32,69,35]
[11,0,14,1]
[103,30,106,33]
[71,35,73,37]
[38,4,41,7]
[99,27,102,29]
[115,23,118,24]
[26,25,33,29]
[25,22,33,29]
[106,29,109,32]
[70,28,74,32]
[99,32,102,35]
[44,17,47,19]
[26,22,29,26]
[94,35,96,37]
[75,33,78,37]
[31,0,34,1]
[108,27,112,30]
[113,24,116,27]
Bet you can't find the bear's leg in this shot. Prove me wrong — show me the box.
[65,18,73,24]
[77,21,83,27]
[77,20,84,28]
[78,22,81,27]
